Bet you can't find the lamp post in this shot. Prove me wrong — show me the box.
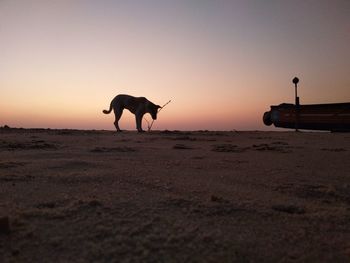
[293,77,299,105]
[292,77,300,131]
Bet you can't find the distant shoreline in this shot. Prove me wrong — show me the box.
[0,126,308,134]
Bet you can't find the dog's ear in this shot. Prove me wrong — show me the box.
[156,105,162,109]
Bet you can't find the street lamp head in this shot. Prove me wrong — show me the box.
[292,77,299,85]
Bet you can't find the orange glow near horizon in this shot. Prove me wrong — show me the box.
[1,1,349,131]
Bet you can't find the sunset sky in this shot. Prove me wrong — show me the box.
[1,0,349,131]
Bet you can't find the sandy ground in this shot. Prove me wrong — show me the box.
[0,128,350,262]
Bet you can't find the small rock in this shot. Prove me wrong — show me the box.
[88,200,102,207]
[173,144,193,150]
[0,216,11,234]
[211,195,226,203]
[272,204,305,214]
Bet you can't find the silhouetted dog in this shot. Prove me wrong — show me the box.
[103,94,161,132]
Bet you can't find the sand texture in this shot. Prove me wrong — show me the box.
[1,128,350,262]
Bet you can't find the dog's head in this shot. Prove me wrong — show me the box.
[150,104,161,120]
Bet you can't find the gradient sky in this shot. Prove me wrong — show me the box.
[1,0,349,131]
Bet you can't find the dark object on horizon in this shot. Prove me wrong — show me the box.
[263,102,350,132]
[264,77,350,132]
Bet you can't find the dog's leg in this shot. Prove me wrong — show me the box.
[135,114,144,132]
[113,109,123,132]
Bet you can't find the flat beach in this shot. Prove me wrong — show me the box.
[1,128,350,262]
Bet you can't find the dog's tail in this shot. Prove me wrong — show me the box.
[102,100,113,114]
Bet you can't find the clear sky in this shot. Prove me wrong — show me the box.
[1,0,349,131]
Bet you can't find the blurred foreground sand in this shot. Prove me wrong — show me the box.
[1,129,350,262]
